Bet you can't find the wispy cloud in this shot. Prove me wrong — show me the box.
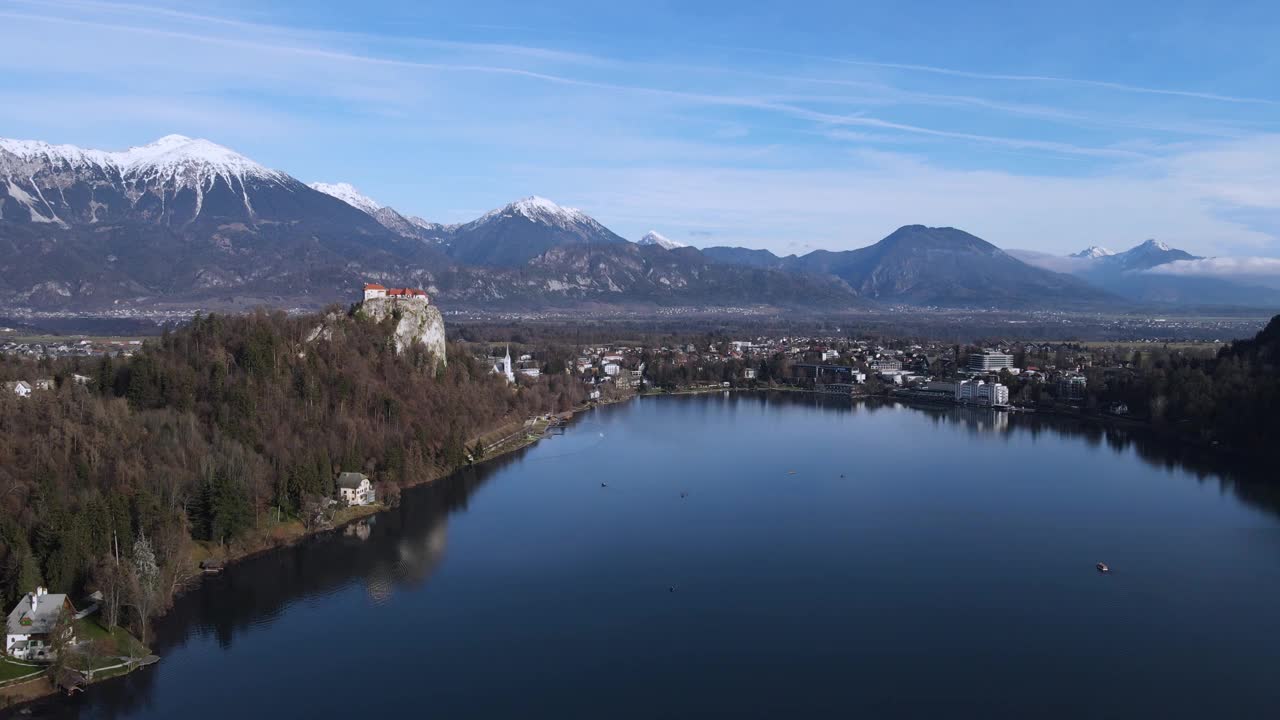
[0,6,1157,162]
[718,45,1280,107]
[1145,257,1280,279]
[2,1,1278,260]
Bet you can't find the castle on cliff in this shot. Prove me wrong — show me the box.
[363,283,429,304]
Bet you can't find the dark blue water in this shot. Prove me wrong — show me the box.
[30,394,1280,719]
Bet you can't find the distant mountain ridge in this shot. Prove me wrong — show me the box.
[1010,240,1278,308]
[4,133,1273,313]
[1,136,856,310]
[704,226,1114,308]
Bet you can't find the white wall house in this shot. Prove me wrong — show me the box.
[5,380,32,398]
[336,472,376,507]
[6,587,76,661]
[955,379,1010,406]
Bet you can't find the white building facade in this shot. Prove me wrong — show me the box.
[955,379,1009,407]
[6,587,76,661]
[336,472,376,507]
[968,351,1014,372]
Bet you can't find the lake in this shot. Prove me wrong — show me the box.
[27,393,1280,718]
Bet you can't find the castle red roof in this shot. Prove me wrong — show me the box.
[364,283,387,290]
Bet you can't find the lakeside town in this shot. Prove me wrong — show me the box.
[478,332,1185,418]
[5,316,1215,419]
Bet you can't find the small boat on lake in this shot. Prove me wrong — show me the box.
[1096,562,1111,574]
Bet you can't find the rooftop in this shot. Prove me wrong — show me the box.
[7,588,73,636]
[337,472,369,489]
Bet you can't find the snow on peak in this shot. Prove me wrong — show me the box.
[115,135,283,183]
[1,134,284,186]
[0,137,114,169]
[471,195,598,230]
[1140,239,1172,251]
[637,231,686,250]
[510,196,587,221]
[309,182,383,215]
[1069,245,1114,259]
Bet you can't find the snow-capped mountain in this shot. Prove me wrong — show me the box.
[1016,239,1277,305]
[308,180,451,242]
[1070,246,1114,259]
[5,133,1275,312]
[1106,239,1198,271]
[0,135,441,308]
[474,196,594,229]
[637,231,686,250]
[0,134,363,228]
[446,196,628,266]
[309,182,383,215]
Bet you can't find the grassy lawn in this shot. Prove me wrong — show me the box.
[74,618,149,659]
[332,503,382,525]
[0,657,43,683]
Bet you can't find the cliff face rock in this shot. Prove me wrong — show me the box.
[360,297,447,366]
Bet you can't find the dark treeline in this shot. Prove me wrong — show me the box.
[997,315,1280,452]
[0,308,584,637]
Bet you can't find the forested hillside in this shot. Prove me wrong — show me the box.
[0,308,585,626]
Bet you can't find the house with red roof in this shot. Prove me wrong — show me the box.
[363,283,429,304]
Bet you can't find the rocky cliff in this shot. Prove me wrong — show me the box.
[359,297,447,367]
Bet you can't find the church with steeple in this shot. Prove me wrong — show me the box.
[492,345,515,383]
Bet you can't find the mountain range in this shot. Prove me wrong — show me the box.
[1010,241,1280,307]
[2,134,1275,313]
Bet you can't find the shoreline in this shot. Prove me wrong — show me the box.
[0,617,152,709]
[10,384,1256,710]
[12,384,1259,707]
[3,393,629,710]
[159,387,739,598]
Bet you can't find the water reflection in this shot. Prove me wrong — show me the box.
[727,391,1279,519]
[29,451,522,719]
[25,392,1279,719]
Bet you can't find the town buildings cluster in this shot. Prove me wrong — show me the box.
[473,333,1136,414]
[0,337,142,359]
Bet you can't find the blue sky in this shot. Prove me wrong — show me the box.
[2,0,1279,261]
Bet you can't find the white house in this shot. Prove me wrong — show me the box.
[5,380,32,398]
[6,587,76,661]
[336,472,376,507]
[955,379,1010,407]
